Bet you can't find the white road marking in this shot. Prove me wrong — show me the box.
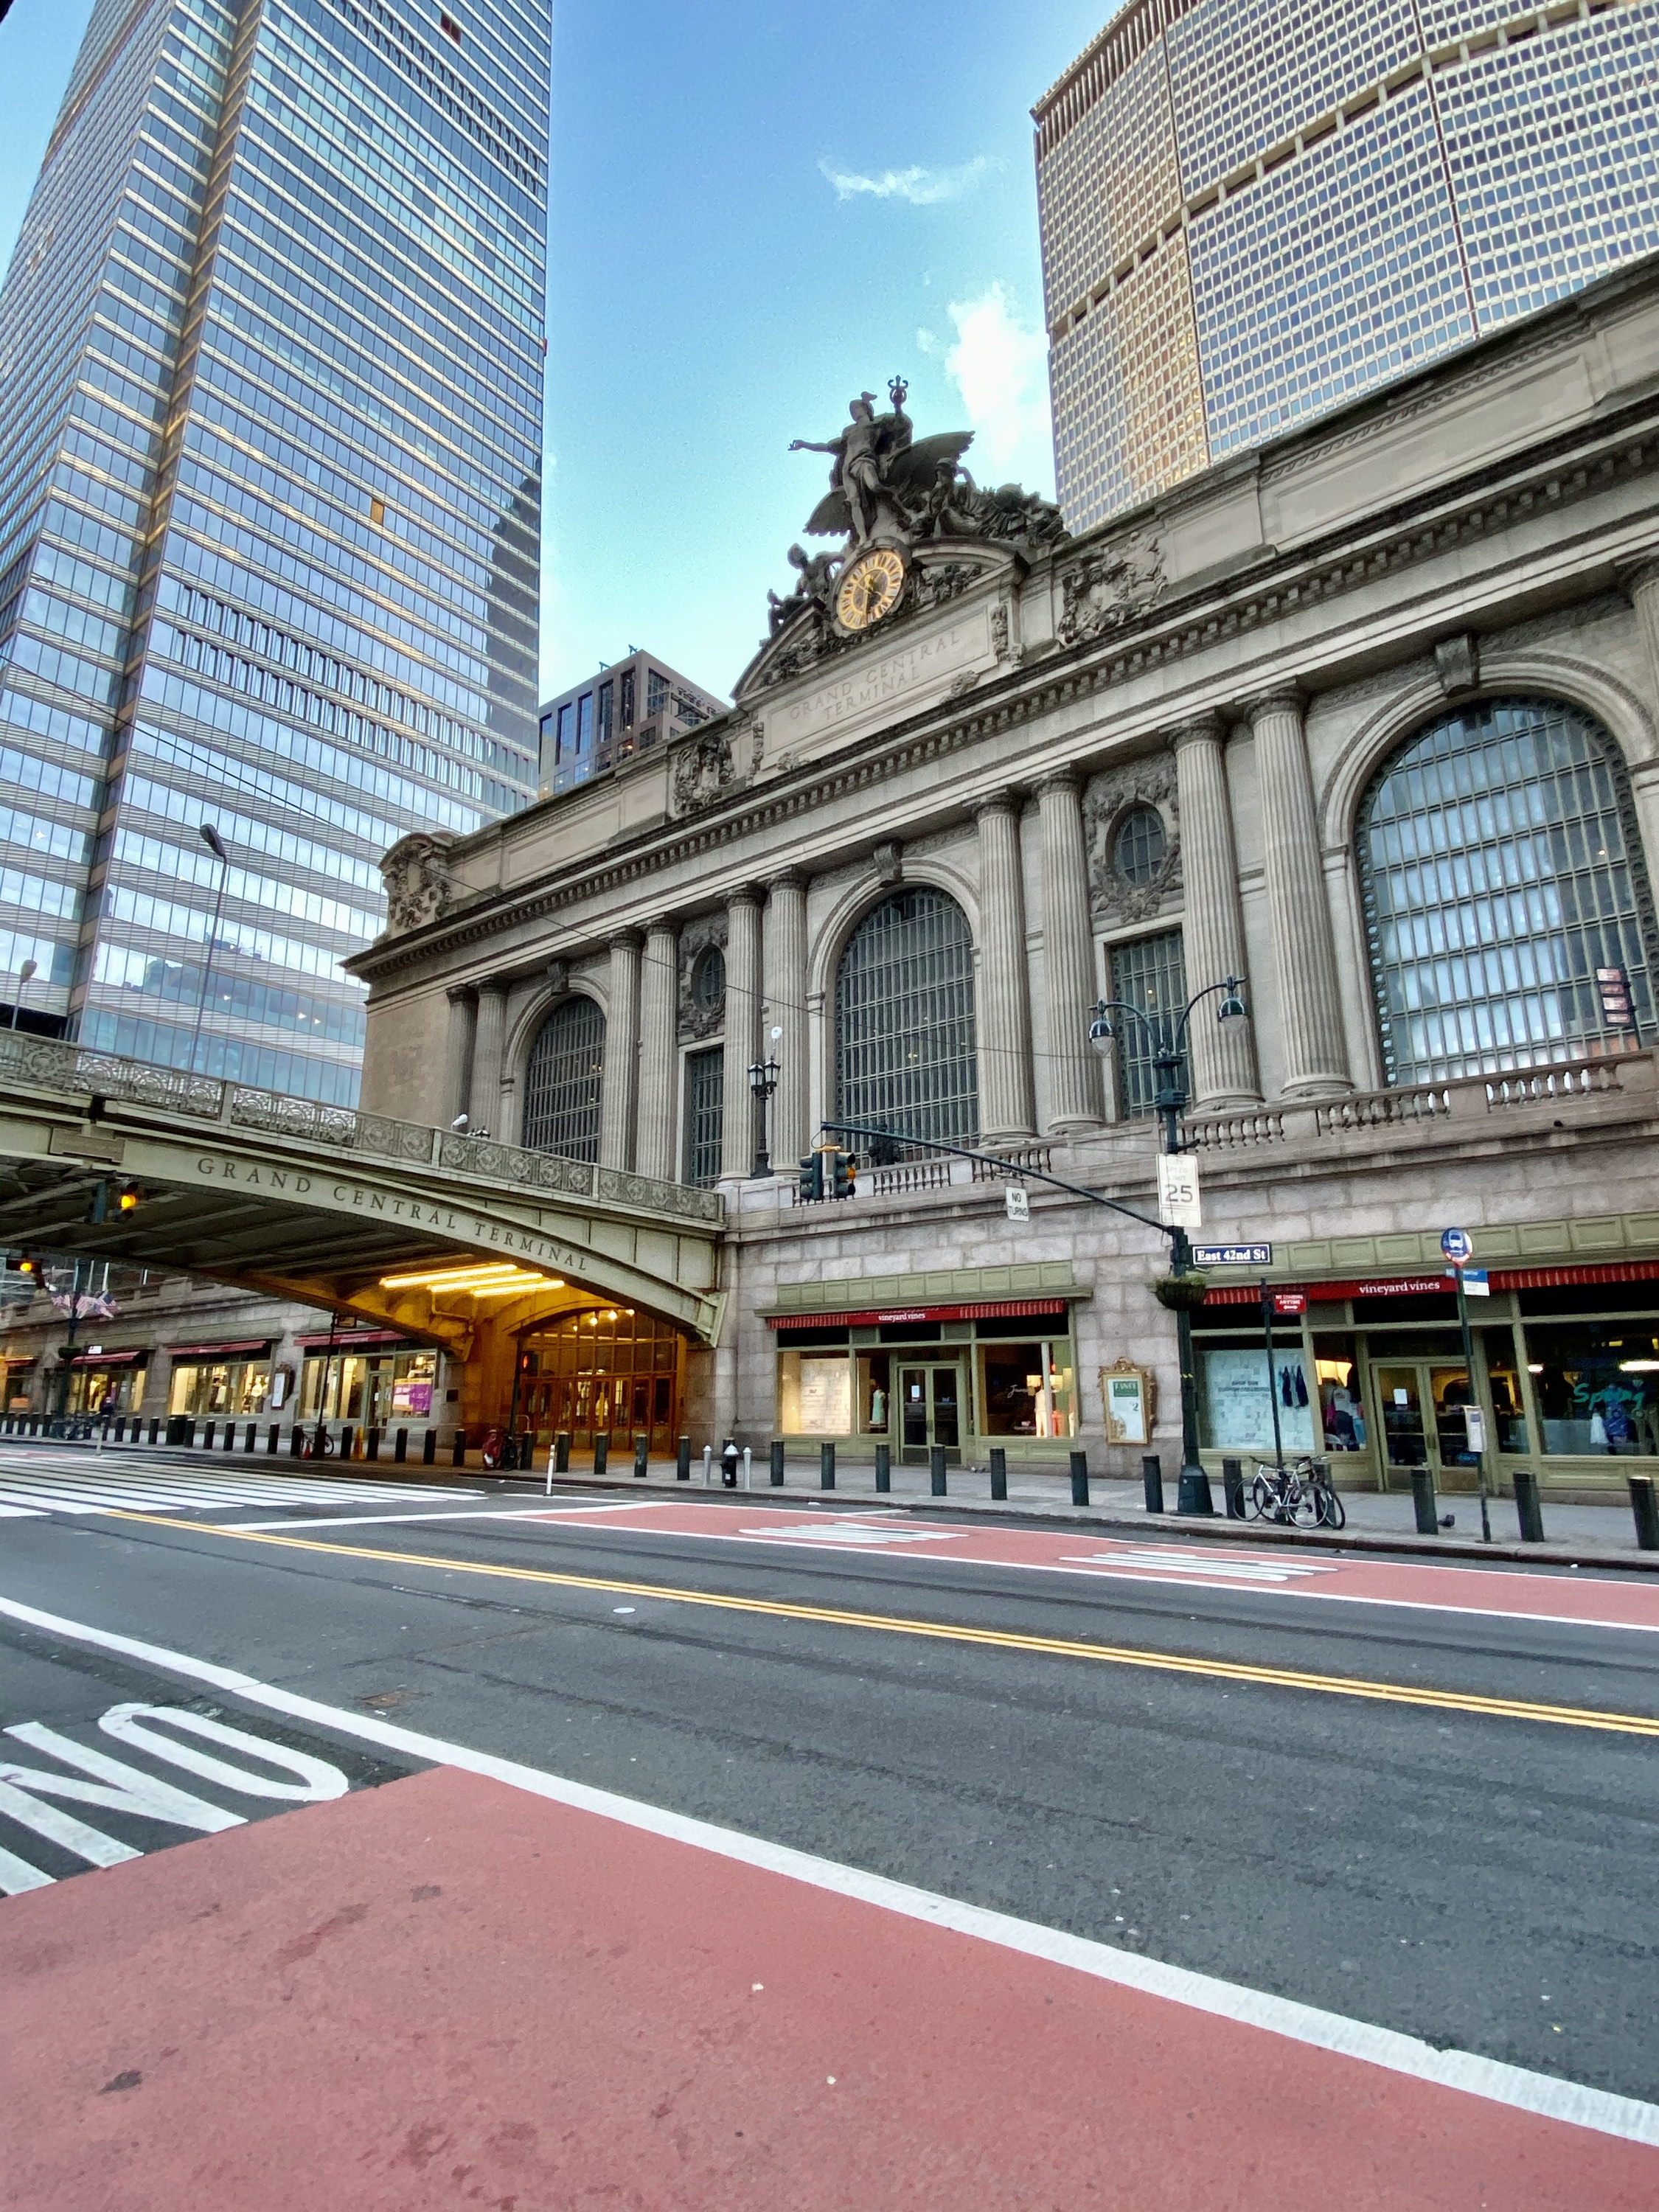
[735,1523,965,1547]
[0,1462,480,1517]
[231,1500,664,1532]
[1061,1549,1342,1584]
[1,1590,1653,2150]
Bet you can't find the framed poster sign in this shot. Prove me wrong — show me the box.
[1100,1359,1156,1445]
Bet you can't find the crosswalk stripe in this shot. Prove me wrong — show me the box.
[0,1461,480,1516]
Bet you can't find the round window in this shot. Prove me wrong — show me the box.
[692,945,726,1008]
[1113,804,1166,886]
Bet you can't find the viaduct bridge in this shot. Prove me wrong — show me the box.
[0,1031,725,1413]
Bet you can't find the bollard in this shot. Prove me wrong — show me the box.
[1142,1454,1165,1513]
[874,1443,891,1492]
[1411,1467,1439,1536]
[365,1426,380,1463]
[1630,1473,1659,1551]
[990,1446,1007,1502]
[451,1430,467,1467]
[769,1438,785,1486]
[554,1430,570,1473]
[114,1416,125,1442]
[203,1421,216,1450]
[244,1422,257,1453]
[721,1439,740,1489]
[930,1444,947,1497]
[634,1434,649,1480]
[703,1444,713,1486]
[1177,1464,1214,1515]
[743,1446,753,1491]
[594,1432,609,1477]
[268,1422,279,1454]
[1069,1450,1090,1507]
[421,1427,436,1465]
[1513,1467,1545,1543]
[677,1434,692,1482]
[222,1420,235,1451]
[290,1425,305,1457]
[394,1427,408,1464]
[340,1425,355,1461]
[821,1440,835,1491]
[1222,1456,1246,1520]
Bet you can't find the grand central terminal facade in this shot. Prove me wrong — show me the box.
[354,266,1659,1500]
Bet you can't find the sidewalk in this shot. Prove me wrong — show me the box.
[526,1452,1659,1569]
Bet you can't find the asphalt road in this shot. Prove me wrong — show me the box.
[2,1463,1655,2114]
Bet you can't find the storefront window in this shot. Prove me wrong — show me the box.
[975,1340,1075,1439]
[1198,1336,1316,1454]
[170,1360,271,1418]
[1313,1340,1367,1453]
[779,1352,852,1434]
[856,1352,891,1435]
[300,1349,436,1427]
[518,1310,682,1448]
[69,1363,147,1415]
[1526,1321,1659,1455]
[1480,1327,1529,1454]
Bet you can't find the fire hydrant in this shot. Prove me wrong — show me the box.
[720,1438,740,1488]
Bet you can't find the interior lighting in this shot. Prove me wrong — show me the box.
[378,1264,562,1293]
[1618,1359,1659,1373]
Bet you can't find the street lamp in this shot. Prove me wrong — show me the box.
[1090,976,1251,1513]
[188,824,231,1077]
[9,956,38,1032]
[747,1054,780,1178]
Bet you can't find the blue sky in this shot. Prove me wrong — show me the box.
[0,0,1113,703]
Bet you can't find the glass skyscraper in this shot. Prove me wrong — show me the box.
[1037,0,1659,531]
[0,0,548,1103]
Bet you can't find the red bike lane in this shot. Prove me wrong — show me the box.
[4,1760,1655,2212]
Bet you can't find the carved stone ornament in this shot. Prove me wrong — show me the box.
[379,831,455,936]
[671,720,737,816]
[677,914,728,1040]
[1083,752,1181,923]
[1055,532,1165,647]
[874,840,903,887]
[1433,632,1481,698]
[544,956,570,1000]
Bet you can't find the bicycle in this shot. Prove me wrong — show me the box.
[1250,1454,1346,1529]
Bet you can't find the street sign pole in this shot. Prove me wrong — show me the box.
[1441,1228,1492,1544]
[1259,1277,1285,1478]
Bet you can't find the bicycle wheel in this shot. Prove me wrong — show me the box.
[1249,1473,1276,1520]
[1287,1480,1321,1528]
[1317,1484,1346,1529]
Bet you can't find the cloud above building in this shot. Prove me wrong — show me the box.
[919,282,1054,495]
[818,156,994,206]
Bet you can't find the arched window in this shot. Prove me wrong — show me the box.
[1357,697,1656,1085]
[1112,804,1166,886]
[834,888,978,1153]
[521,996,605,1160]
[691,945,725,1010]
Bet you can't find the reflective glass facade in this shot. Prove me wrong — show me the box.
[0,0,549,1101]
[1038,0,1659,530]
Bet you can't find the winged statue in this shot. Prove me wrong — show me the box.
[789,378,975,546]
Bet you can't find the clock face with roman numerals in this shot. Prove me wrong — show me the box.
[834,546,907,632]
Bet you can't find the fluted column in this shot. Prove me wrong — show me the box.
[1249,689,1352,1098]
[599,931,641,1170]
[1173,717,1261,1107]
[975,793,1036,1141]
[467,978,508,1135]
[721,888,762,1178]
[635,920,679,1183]
[1037,771,1104,1130]
[443,987,476,1127]
[1623,558,1659,875]
[765,870,808,1167]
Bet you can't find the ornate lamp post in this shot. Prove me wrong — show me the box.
[188,824,232,1077]
[1090,977,1250,1512]
[747,1055,780,1179]
[9,956,37,1032]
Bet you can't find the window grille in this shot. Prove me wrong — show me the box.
[834,888,978,1157]
[1357,698,1658,1084]
[683,1046,724,1186]
[1113,804,1166,886]
[521,996,605,1161]
[1111,928,1189,1119]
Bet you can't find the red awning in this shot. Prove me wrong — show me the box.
[69,1348,149,1368]
[296,1331,414,1351]
[768,1299,1071,1330]
[4,1357,37,1371]
[1203,1259,1659,1306]
[167,1342,273,1360]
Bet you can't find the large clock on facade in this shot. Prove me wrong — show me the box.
[835,546,907,633]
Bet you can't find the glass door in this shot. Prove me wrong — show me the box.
[898,1364,964,1464]
[1373,1361,1474,1485]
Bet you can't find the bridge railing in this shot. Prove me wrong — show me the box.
[0,1032,723,1228]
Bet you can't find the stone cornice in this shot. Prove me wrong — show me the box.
[354,386,1659,989]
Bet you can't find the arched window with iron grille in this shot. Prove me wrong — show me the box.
[1357,697,1658,1085]
[834,888,978,1156]
[521,996,606,1161]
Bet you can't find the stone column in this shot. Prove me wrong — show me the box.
[598,931,641,1171]
[975,793,1036,1141]
[467,978,508,1136]
[764,870,808,1167]
[1172,716,1262,1107]
[721,888,762,1178]
[1622,558,1659,874]
[1037,771,1104,1130]
[443,988,476,1128]
[635,920,679,1183]
[1248,689,1352,1098]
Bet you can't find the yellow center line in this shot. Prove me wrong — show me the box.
[100,1509,1659,1738]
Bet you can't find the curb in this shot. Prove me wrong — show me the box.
[519,1470,1659,1574]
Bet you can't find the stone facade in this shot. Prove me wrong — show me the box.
[352,265,1659,1497]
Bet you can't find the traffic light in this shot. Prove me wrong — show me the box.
[798,1152,824,1203]
[830,1149,856,1200]
[118,1183,142,1214]
[5,1253,38,1278]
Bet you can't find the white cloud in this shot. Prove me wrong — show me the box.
[921,282,1054,493]
[818,156,993,206]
